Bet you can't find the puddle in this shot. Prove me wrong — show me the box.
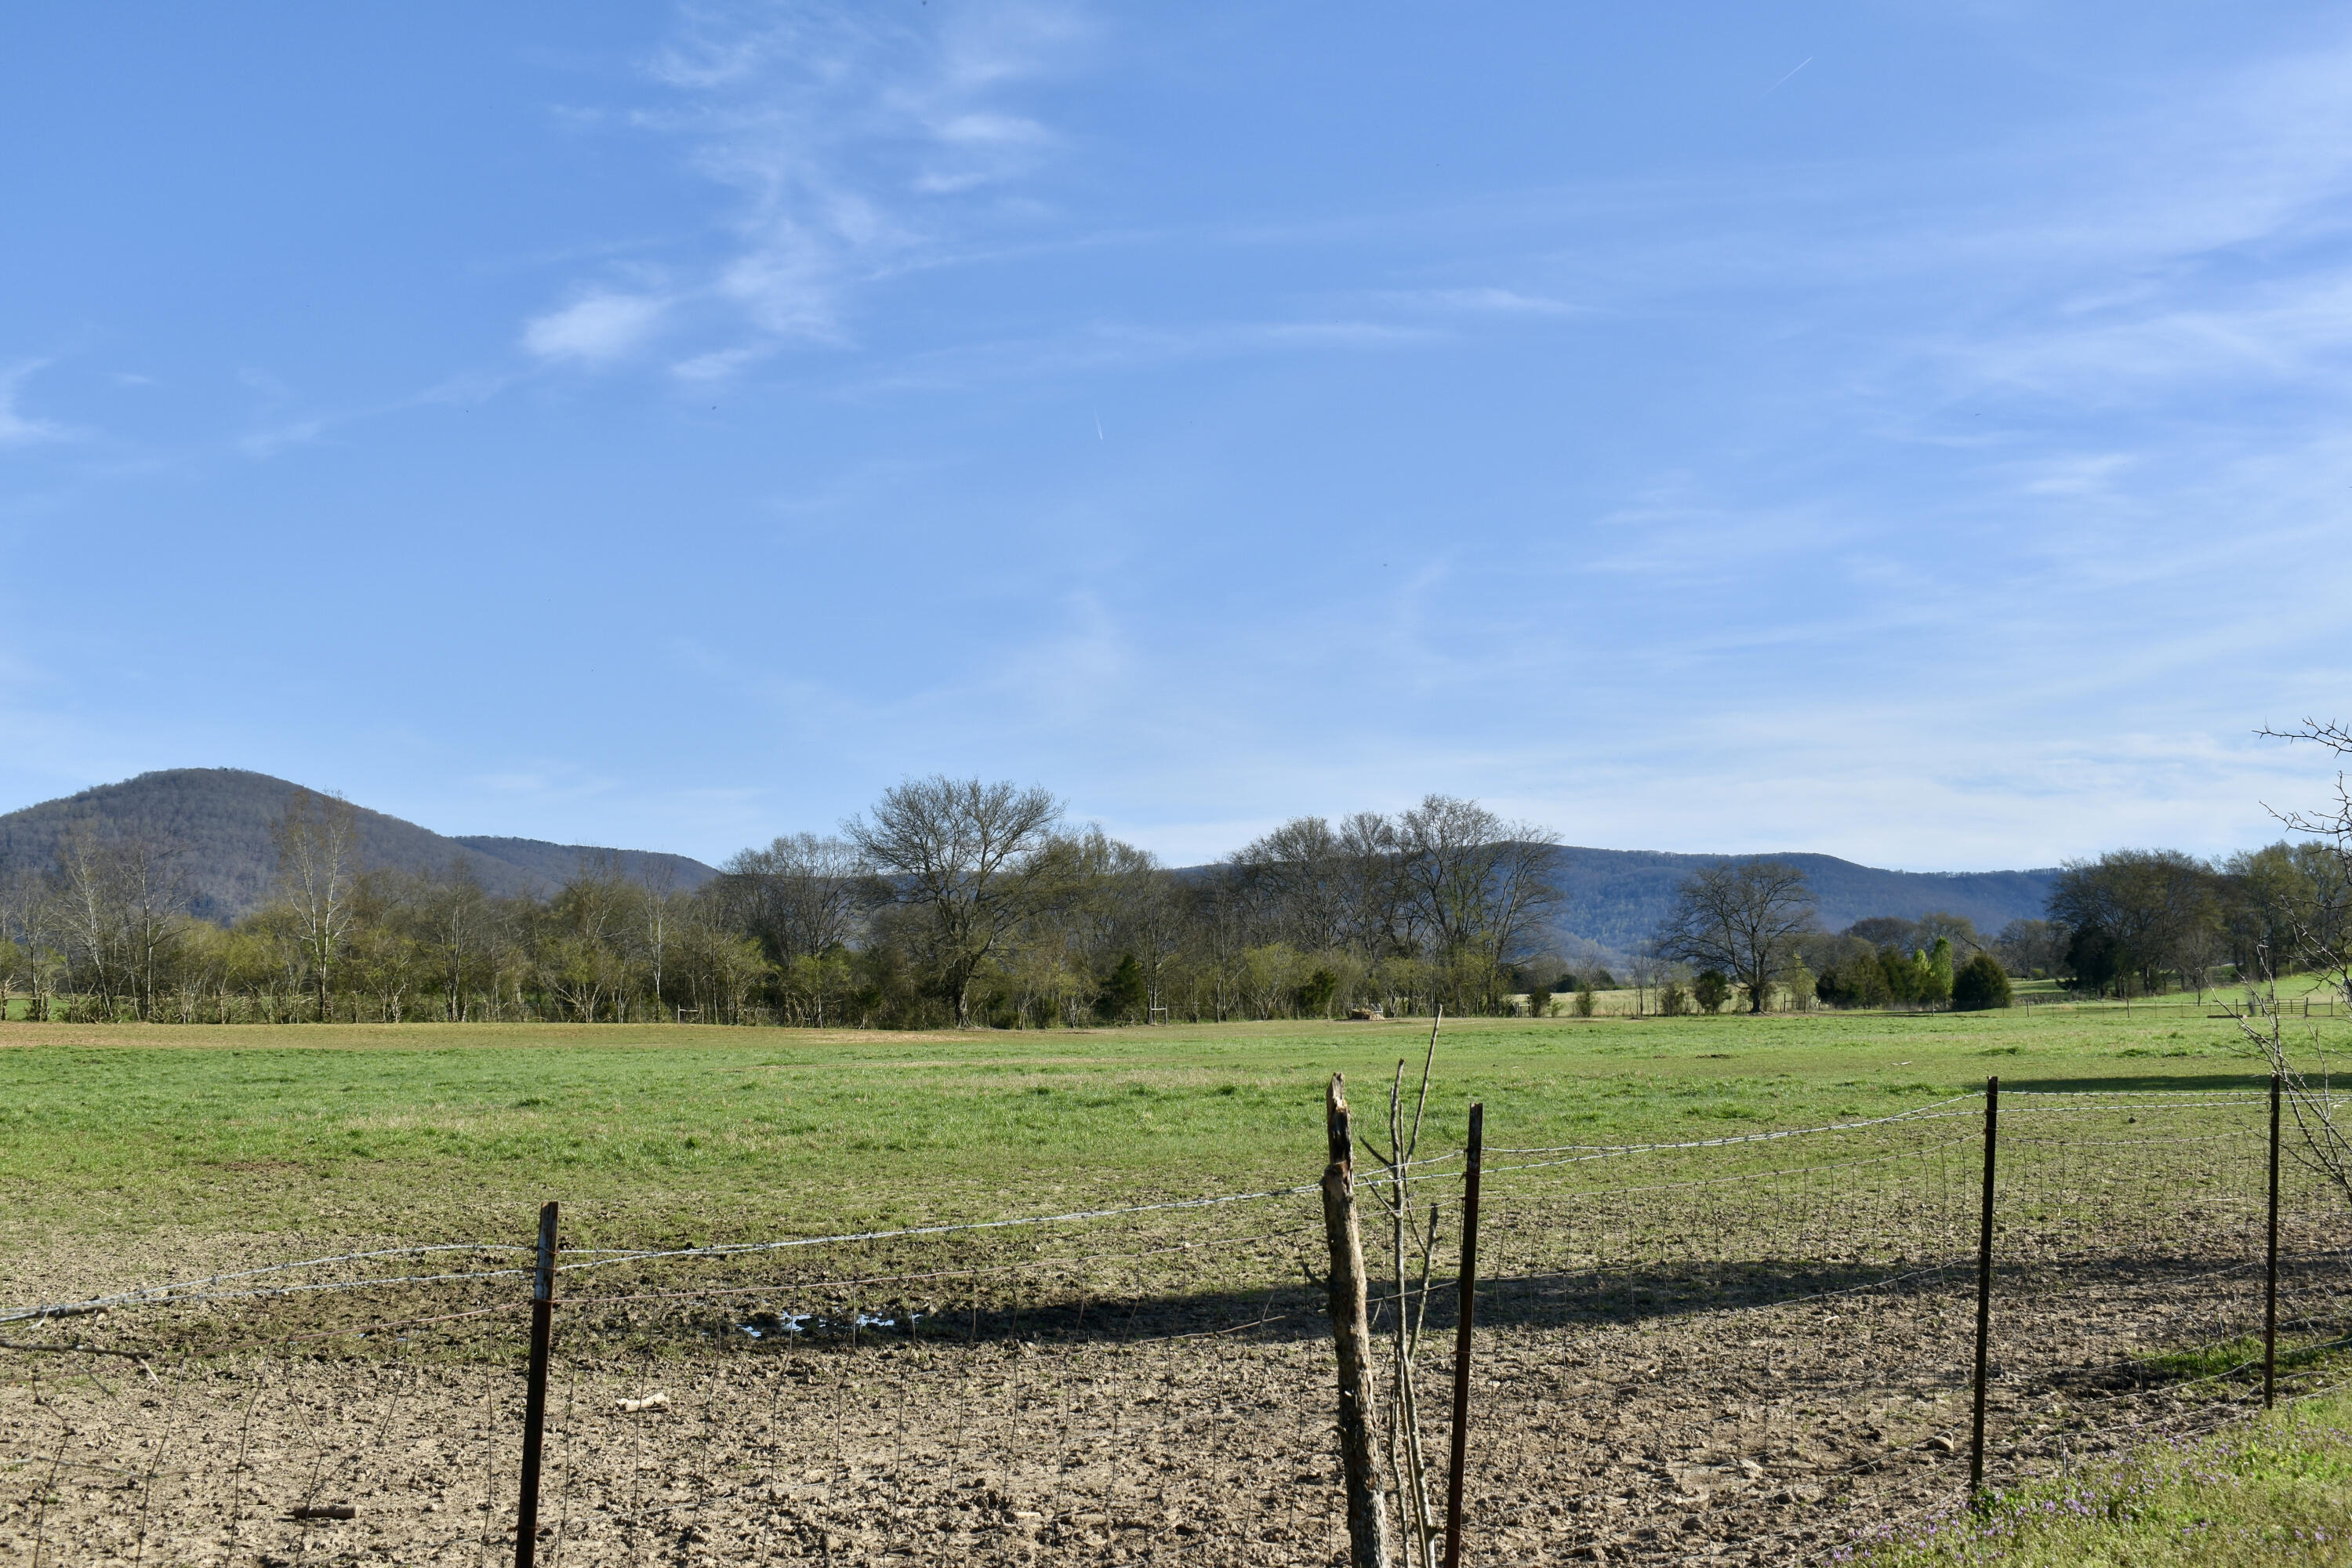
[734,1309,926,1339]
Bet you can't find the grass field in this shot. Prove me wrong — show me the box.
[0,995,2298,1251]
[1859,1386,2352,1566]
[4,999,2344,1566]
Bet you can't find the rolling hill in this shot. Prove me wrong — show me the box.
[0,769,719,921]
[1544,845,2057,956]
[0,769,2058,945]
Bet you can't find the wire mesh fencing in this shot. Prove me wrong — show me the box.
[1,1079,2340,1567]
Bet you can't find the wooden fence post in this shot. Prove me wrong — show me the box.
[1969,1078,1998,1499]
[515,1202,558,1568]
[2266,1073,2281,1410]
[1442,1102,1484,1568]
[1321,1074,1394,1568]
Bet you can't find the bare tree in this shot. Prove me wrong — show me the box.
[1108,857,1185,1020]
[1,864,62,1021]
[1359,1017,1448,1567]
[1395,795,1562,1011]
[52,822,129,1018]
[1914,910,1986,956]
[116,833,192,1020]
[1232,816,1355,953]
[272,789,361,1019]
[2259,720,2352,986]
[845,777,1063,1027]
[1337,810,1419,958]
[2237,721,2352,1209]
[718,833,869,965]
[1653,859,1817,1014]
[414,858,492,1022]
[1994,918,2063,979]
[1628,945,1671,1018]
[542,855,639,1022]
[637,860,680,1018]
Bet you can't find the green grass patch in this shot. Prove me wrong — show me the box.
[2139,1335,2352,1384]
[0,1000,2306,1251]
[1853,1389,2352,1566]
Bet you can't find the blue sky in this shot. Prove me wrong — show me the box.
[4,2,2349,870]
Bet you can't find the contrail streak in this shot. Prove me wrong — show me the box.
[1762,56,1812,97]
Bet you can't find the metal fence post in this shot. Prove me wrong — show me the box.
[1969,1077,1998,1499]
[1443,1102,1484,1568]
[2267,1073,2282,1410]
[515,1202,558,1568]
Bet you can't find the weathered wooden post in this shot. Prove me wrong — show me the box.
[2266,1073,2282,1410]
[1322,1074,1393,1567]
[515,1202,558,1568]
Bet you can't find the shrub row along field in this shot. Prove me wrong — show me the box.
[0,999,2339,1565]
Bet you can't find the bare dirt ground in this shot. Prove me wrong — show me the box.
[2,1223,2322,1567]
[5,1102,2333,1566]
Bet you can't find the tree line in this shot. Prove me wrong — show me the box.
[0,779,1563,1028]
[1642,840,2350,1015]
[12,770,2345,1029]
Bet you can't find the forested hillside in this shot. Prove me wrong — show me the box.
[0,771,2057,949]
[0,769,716,920]
[1548,847,2058,953]
[0,769,2092,1030]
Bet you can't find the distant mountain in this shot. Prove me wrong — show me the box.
[2,769,2060,946]
[1546,845,2059,956]
[0,768,719,922]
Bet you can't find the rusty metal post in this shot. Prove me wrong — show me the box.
[1442,1103,1484,1568]
[1321,1075,1393,1567]
[1969,1078,1998,1498]
[515,1202,558,1568]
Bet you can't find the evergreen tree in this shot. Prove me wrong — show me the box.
[1952,952,2013,1010]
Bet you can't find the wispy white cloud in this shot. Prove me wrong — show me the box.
[237,419,328,459]
[522,1,1089,376]
[0,361,77,447]
[1370,285,1588,318]
[840,315,1445,395]
[521,288,673,364]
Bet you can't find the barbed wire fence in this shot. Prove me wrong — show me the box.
[1,1076,2341,1566]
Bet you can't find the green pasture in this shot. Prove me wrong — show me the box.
[1862,1385,2352,1566]
[0,994,2317,1254]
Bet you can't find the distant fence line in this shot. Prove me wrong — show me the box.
[4,987,2337,1029]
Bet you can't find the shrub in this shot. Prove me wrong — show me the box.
[1296,967,1339,1018]
[1693,969,1731,1014]
[1951,952,2013,1011]
[1573,980,1596,1018]
[1784,959,1814,1012]
[1096,953,1148,1022]
[1658,980,1692,1016]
